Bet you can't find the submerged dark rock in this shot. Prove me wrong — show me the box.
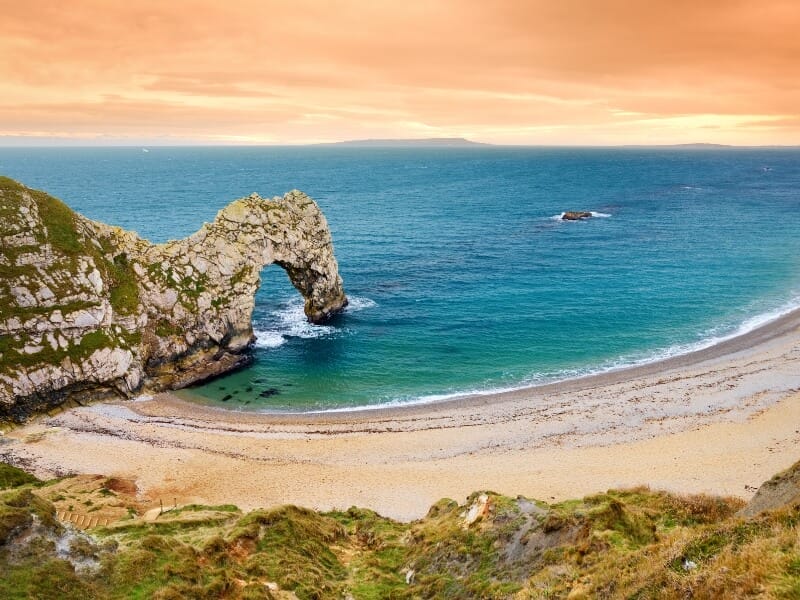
[0,176,347,422]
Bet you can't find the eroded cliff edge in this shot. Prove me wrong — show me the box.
[0,176,347,422]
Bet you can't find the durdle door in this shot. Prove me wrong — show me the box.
[0,177,347,422]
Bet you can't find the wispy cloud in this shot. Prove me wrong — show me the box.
[1,1,798,144]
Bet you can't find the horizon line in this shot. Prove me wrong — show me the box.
[0,139,800,150]
[1,141,799,149]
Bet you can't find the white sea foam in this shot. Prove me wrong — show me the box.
[345,296,378,312]
[253,331,287,349]
[549,211,611,221]
[253,295,376,349]
[253,301,334,349]
[301,384,533,414]
[539,292,800,383]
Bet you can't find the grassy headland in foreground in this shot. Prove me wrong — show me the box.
[1,460,798,599]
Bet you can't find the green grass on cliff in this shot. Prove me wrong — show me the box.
[0,176,141,322]
[0,328,134,383]
[0,176,83,257]
[28,186,84,256]
[0,460,799,599]
[0,462,41,490]
[0,177,143,387]
[105,250,140,316]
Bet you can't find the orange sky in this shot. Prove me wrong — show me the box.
[1,0,799,145]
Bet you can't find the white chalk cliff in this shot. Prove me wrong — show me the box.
[0,177,347,422]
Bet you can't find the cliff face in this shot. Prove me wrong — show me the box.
[0,177,346,422]
[739,459,800,517]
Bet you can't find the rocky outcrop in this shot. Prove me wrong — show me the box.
[0,176,346,422]
[739,460,800,517]
[561,211,592,221]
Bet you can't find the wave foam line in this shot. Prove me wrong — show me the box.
[285,292,800,414]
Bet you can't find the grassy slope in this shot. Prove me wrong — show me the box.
[0,461,798,599]
[0,176,141,318]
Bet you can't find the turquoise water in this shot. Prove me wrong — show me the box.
[1,147,799,411]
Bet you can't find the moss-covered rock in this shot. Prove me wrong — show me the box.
[0,177,347,422]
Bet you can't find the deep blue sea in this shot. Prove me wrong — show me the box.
[2,146,799,411]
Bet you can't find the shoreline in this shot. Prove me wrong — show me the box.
[1,301,799,521]
[175,300,800,424]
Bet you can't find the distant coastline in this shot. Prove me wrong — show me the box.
[3,139,800,148]
[310,136,490,147]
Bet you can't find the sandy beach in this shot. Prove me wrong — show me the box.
[2,307,799,522]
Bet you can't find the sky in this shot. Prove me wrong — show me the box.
[1,0,799,146]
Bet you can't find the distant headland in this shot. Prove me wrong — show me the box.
[313,137,490,147]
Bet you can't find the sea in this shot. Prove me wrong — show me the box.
[1,146,799,412]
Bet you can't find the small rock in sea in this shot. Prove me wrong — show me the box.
[562,211,593,221]
[259,388,280,398]
[218,386,226,390]
[245,386,253,392]
[221,394,232,402]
